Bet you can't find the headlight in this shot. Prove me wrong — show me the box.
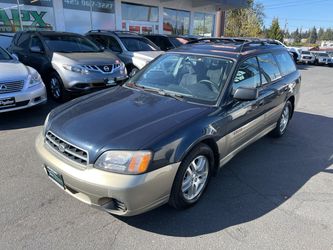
[28,72,42,87]
[63,64,89,74]
[94,151,152,174]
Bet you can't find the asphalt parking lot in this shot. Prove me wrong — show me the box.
[1,65,332,250]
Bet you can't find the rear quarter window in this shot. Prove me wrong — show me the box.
[275,51,297,76]
[257,53,281,84]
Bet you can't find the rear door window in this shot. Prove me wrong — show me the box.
[274,51,297,76]
[257,53,281,84]
[30,36,44,50]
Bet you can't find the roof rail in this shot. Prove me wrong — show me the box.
[187,37,283,52]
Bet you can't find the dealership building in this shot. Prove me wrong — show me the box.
[0,0,246,47]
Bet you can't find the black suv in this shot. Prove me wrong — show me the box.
[86,31,163,76]
[8,31,127,101]
[37,37,301,216]
[144,34,191,51]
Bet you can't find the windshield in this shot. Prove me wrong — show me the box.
[302,51,311,55]
[169,37,189,47]
[44,35,101,53]
[0,47,12,60]
[319,53,329,57]
[120,37,159,51]
[127,53,234,105]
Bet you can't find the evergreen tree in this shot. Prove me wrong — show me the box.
[309,27,318,44]
[318,28,324,40]
[267,18,284,42]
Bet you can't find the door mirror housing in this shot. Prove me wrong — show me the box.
[30,46,43,53]
[233,87,258,101]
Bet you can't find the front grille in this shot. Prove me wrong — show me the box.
[82,64,121,74]
[45,131,88,165]
[0,80,24,94]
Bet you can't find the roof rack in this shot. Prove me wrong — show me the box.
[187,37,283,52]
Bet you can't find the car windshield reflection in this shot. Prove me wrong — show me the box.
[127,53,233,105]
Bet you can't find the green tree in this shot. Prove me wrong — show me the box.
[292,28,301,43]
[225,0,264,37]
[308,27,318,44]
[267,18,284,42]
[318,28,324,40]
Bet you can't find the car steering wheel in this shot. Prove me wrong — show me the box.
[198,79,219,93]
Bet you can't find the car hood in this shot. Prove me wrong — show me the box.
[47,86,211,162]
[130,51,164,68]
[52,51,119,65]
[0,61,31,82]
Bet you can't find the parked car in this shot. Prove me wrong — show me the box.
[8,31,128,101]
[0,46,46,113]
[144,34,191,51]
[299,50,315,64]
[313,52,333,66]
[36,38,300,216]
[272,40,301,62]
[86,31,164,76]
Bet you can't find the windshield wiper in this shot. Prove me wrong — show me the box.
[126,82,189,101]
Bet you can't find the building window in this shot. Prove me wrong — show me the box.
[163,8,190,35]
[63,0,115,33]
[122,2,158,22]
[193,12,215,37]
[0,0,55,33]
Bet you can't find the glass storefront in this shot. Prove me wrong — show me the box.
[63,0,115,33]
[122,2,158,22]
[193,12,215,37]
[0,0,55,33]
[0,0,216,38]
[163,8,190,35]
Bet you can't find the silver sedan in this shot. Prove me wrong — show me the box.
[0,47,46,113]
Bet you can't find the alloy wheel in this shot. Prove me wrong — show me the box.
[279,105,290,133]
[181,155,209,201]
[50,77,61,99]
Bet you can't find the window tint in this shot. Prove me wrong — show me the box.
[43,35,101,53]
[91,35,122,52]
[233,57,261,89]
[0,47,12,60]
[17,33,30,50]
[155,37,173,50]
[120,37,159,51]
[257,53,281,83]
[275,51,297,76]
[30,36,44,50]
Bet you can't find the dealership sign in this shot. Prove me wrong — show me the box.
[0,9,52,32]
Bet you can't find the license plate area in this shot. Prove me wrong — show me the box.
[45,166,65,189]
[0,97,15,108]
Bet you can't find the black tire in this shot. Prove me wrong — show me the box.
[169,143,214,210]
[270,101,292,138]
[129,66,139,77]
[48,72,70,102]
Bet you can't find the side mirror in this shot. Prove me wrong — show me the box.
[30,46,43,53]
[11,53,19,61]
[233,87,258,101]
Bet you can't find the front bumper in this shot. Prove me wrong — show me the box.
[35,133,180,216]
[58,68,128,92]
[0,83,47,113]
[300,58,314,63]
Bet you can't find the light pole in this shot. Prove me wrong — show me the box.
[16,0,23,31]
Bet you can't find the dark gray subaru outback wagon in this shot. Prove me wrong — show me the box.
[36,38,301,216]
